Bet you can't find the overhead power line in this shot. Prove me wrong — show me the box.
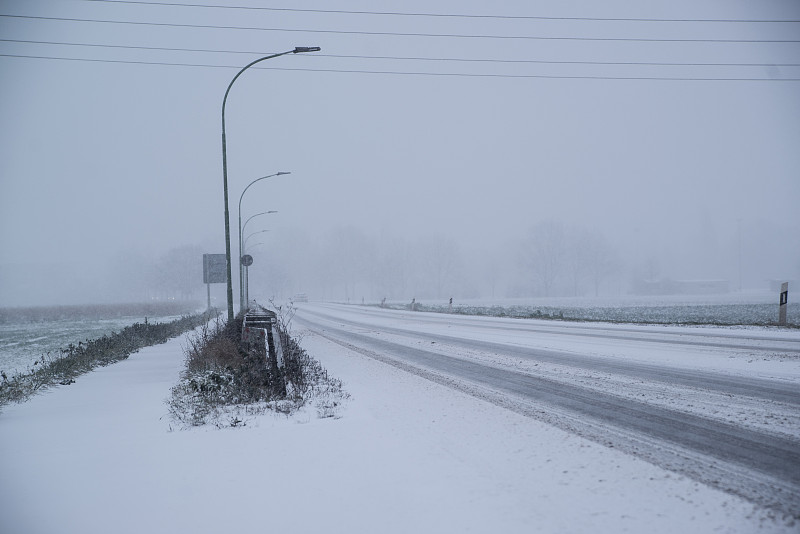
[1,14,799,43]
[80,0,800,24]
[2,53,798,81]
[3,38,798,68]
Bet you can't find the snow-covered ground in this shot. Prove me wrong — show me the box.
[383,291,799,326]
[0,320,796,533]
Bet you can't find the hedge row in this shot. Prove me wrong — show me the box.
[0,312,212,408]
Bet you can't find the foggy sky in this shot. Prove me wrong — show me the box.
[1,0,799,306]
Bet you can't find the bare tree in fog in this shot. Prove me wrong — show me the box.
[521,221,567,297]
[371,233,410,300]
[585,230,620,297]
[631,256,662,294]
[414,235,464,299]
[518,222,620,298]
[565,227,593,297]
[321,227,374,302]
[104,250,151,302]
[148,245,204,301]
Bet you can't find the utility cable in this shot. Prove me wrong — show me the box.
[2,38,798,67]
[1,14,799,43]
[2,53,798,81]
[78,0,800,24]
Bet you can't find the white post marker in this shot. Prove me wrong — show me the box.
[779,282,789,326]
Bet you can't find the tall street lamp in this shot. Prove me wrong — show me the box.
[242,230,271,309]
[240,209,278,308]
[238,171,289,309]
[243,242,266,307]
[221,47,320,322]
[239,209,278,310]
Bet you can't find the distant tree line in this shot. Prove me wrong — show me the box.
[102,244,206,303]
[518,220,621,297]
[99,215,800,305]
[245,220,622,303]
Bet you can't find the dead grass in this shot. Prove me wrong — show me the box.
[168,305,349,428]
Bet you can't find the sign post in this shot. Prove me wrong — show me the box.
[779,282,789,326]
[240,255,254,311]
[203,254,227,311]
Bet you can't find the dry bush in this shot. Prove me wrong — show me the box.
[169,313,276,427]
[168,303,349,427]
[184,318,245,374]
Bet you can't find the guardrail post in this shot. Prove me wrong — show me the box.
[779,282,789,326]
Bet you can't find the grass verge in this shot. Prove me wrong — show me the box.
[378,302,799,327]
[0,312,211,410]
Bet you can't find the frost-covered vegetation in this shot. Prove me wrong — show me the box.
[168,306,349,428]
[0,301,203,375]
[382,299,799,327]
[0,312,210,409]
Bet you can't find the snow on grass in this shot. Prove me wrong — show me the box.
[383,292,799,326]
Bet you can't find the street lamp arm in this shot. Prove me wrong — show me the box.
[222,47,319,132]
[243,210,278,235]
[223,51,293,118]
[238,173,289,218]
[244,229,271,250]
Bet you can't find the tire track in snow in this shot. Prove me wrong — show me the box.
[349,305,800,352]
[299,306,800,406]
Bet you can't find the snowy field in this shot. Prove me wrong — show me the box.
[0,304,200,376]
[1,310,798,533]
[382,292,799,326]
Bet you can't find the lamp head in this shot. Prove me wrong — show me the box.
[293,47,321,53]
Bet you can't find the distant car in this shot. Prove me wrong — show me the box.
[293,293,309,303]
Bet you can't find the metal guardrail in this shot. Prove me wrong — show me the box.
[241,310,284,369]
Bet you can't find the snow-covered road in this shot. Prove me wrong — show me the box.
[295,303,800,517]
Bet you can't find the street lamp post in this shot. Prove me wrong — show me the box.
[238,171,289,310]
[242,231,271,310]
[243,242,266,307]
[240,209,278,309]
[221,47,320,322]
